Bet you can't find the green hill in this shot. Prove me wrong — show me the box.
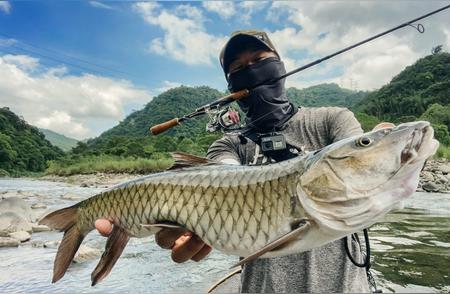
[80,84,365,156]
[39,128,78,152]
[355,52,450,122]
[287,83,368,109]
[0,107,64,175]
[354,51,450,145]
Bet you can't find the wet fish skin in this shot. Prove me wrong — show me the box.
[39,121,439,285]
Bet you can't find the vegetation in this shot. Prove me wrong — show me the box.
[0,107,64,176]
[355,52,450,124]
[46,154,173,176]
[435,145,450,161]
[39,128,78,152]
[287,83,368,108]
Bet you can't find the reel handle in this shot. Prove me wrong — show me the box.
[150,118,180,135]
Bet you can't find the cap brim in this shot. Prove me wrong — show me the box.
[222,34,272,74]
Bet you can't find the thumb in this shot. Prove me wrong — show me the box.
[95,219,113,237]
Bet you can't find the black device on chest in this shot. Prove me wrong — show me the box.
[260,133,287,152]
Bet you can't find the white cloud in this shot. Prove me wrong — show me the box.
[133,2,227,66]
[202,1,236,20]
[2,54,39,71]
[0,1,11,14]
[0,54,152,139]
[36,111,89,138]
[265,1,449,90]
[0,38,16,46]
[89,1,113,10]
[155,80,184,94]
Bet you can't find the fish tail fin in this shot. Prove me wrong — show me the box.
[39,205,86,283]
[91,226,130,286]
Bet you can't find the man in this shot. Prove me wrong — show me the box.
[96,30,371,292]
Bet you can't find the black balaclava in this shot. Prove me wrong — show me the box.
[228,56,297,133]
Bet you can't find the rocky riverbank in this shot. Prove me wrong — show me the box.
[418,159,450,193]
[39,172,140,189]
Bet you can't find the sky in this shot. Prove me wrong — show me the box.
[0,1,449,140]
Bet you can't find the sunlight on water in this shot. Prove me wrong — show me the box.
[0,179,449,293]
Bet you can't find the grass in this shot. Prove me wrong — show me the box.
[434,144,450,161]
[45,154,173,176]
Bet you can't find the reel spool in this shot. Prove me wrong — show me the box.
[206,107,241,133]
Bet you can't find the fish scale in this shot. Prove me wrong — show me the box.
[76,169,296,254]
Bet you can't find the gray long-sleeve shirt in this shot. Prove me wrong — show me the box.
[207,107,370,293]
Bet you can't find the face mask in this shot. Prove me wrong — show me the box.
[228,57,297,132]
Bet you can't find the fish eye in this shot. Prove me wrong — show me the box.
[356,137,373,147]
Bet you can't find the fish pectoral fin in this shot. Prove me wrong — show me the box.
[168,152,222,170]
[231,220,310,268]
[91,226,130,286]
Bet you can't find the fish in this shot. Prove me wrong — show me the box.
[39,121,439,286]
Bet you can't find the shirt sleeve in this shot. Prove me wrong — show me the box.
[206,135,241,163]
[328,108,364,143]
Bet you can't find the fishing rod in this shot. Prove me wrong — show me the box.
[150,4,450,136]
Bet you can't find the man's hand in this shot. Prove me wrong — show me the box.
[94,218,212,263]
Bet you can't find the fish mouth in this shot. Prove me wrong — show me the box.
[400,121,439,165]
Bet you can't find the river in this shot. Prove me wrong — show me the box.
[0,178,449,293]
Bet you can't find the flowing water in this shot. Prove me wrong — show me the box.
[0,178,449,293]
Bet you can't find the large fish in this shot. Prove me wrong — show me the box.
[40,121,438,285]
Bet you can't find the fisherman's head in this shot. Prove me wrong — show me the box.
[220,30,296,132]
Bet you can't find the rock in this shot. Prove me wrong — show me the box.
[80,183,89,187]
[422,182,442,193]
[420,171,435,182]
[440,163,450,174]
[435,174,448,184]
[43,240,60,249]
[9,231,31,242]
[1,191,20,199]
[31,203,47,209]
[73,245,101,263]
[30,240,45,248]
[61,193,82,200]
[32,224,51,232]
[0,212,33,236]
[0,236,19,247]
[0,197,35,222]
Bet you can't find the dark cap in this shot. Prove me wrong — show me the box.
[220,30,280,76]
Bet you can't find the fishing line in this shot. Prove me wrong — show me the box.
[242,4,449,131]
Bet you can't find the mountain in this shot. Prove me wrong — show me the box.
[355,52,450,122]
[39,128,78,152]
[80,83,366,156]
[287,83,368,109]
[0,107,64,175]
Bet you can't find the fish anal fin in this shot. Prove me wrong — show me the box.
[53,226,85,283]
[91,226,130,286]
[168,152,221,170]
[231,220,310,268]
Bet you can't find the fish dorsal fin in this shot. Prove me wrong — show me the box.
[168,152,221,170]
[231,220,310,268]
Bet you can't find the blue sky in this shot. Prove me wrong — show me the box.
[0,1,449,139]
